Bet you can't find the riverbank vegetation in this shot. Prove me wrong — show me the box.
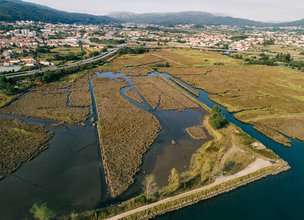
[30,203,56,220]
[210,105,229,129]
[69,116,287,220]
[0,118,53,175]
[92,76,161,197]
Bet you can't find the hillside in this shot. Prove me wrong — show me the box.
[0,0,118,24]
[279,19,304,26]
[107,11,267,26]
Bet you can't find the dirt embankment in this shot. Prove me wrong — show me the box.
[92,77,161,197]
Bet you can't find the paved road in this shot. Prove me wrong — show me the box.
[106,158,272,220]
[4,47,120,79]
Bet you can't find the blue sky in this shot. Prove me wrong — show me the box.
[25,0,304,22]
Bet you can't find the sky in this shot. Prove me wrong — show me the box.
[25,0,304,22]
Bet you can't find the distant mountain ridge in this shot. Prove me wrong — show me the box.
[107,11,267,26]
[108,11,304,27]
[279,18,304,26]
[0,0,118,24]
[0,0,303,27]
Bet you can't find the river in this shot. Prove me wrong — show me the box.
[154,73,304,220]
[0,71,303,219]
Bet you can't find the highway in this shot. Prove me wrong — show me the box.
[4,47,120,79]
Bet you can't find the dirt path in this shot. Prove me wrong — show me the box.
[219,135,245,169]
[106,158,272,220]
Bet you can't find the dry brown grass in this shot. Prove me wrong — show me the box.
[133,76,198,110]
[186,125,207,140]
[0,118,53,175]
[98,53,165,76]
[171,65,304,145]
[69,74,91,107]
[125,88,143,103]
[96,47,304,144]
[0,74,91,124]
[93,77,160,197]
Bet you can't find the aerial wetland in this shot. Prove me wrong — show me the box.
[0,48,303,220]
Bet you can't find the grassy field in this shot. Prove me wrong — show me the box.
[251,44,304,61]
[38,46,84,65]
[132,76,198,110]
[170,64,304,145]
[100,48,304,145]
[0,118,53,175]
[92,76,161,197]
[0,73,91,124]
[50,46,83,55]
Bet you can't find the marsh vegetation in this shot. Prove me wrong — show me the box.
[0,118,52,175]
[92,76,161,197]
[0,73,91,124]
[99,47,304,146]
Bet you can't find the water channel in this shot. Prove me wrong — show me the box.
[155,73,304,220]
[0,71,303,219]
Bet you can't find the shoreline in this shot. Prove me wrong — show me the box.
[104,160,290,220]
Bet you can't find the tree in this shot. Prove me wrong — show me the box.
[168,168,181,192]
[144,175,158,200]
[30,203,55,220]
[210,105,229,129]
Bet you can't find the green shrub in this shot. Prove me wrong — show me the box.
[210,105,229,129]
[30,203,55,220]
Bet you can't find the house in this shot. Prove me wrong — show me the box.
[9,59,21,65]
[24,62,36,67]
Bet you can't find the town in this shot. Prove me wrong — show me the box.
[1,21,304,74]
[0,0,304,218]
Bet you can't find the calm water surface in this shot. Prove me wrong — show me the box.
[155,72,304,220]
